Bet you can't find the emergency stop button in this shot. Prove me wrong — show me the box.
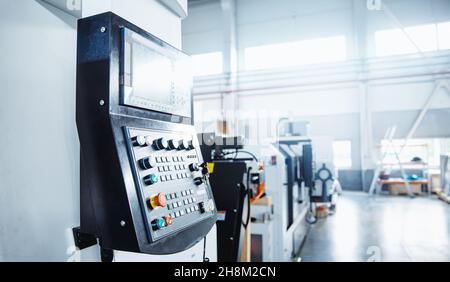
[149,193,167,209]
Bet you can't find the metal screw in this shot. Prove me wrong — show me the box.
[230,237,234,241]
[120,221,126,227]
[100,27,107,33]
[99,100,105,106]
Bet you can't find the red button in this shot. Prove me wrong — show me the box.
[164,216,173,226]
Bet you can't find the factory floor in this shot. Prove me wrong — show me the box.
[299,191,450,262]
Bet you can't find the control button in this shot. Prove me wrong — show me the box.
[194,177,203,186]
[201,166,209,175]
[176,211,181,217]
[149,193,167,209]
[165,157,170,162]
[167,204,173,210]
[132,136,147,147]
[164,216,173,226]
[144,174,158,186]
[194,206,199,211]
[190,189,194,195]
[181,191,186,197]
[153,138,168,151]
[189,163,200,172]
[199,202,206,214]
[184,199,189,205]
[139,156,156,170]
[151,218,166,231]
[168,140,179,150]
[179,139,189,150]
[188,140,195,150]
[145,137,154,147]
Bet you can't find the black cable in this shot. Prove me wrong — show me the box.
[242,167,252,229]
[202,236,209,262]
[235,150,259,162]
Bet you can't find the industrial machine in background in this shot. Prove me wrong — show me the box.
[249,137,312,262]
[280,121,341,215]
[248,120,342,261]
[200,133,265,262]
[75,13,216,261]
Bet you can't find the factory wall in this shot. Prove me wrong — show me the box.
[0,0,217,262]
[184,0,450,191]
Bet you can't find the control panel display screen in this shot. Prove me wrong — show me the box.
[121,29,192,118]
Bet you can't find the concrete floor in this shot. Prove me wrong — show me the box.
[299,192,450,262]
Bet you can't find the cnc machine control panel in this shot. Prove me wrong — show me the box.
[76,12,216,255]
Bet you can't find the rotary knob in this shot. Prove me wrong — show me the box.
[149,193,167,209]
[178,139,189,150]
[139,156,156,170]
[132,136,147,147]
[189,163,200,172]
[168,139,179,150]
[153,138,168,150]
[194,177,203,186]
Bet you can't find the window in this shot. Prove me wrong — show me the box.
[438,22,450,50]
[190,52,223,77]
[333,140,352,169]
[375,22,450,57]
[244,36,347,71]
[375,24,437,57]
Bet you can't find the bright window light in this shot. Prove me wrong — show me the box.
[438,22,450,50]
[244,36,347,71]
[190,52,223,77]
[375,24,437,57]
[333,140,352,169]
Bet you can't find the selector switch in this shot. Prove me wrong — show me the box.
[153,138,168,150]
[149,193,167,209]
[168,139,179,150]
[139,156,156,170]
[143,174,158,186]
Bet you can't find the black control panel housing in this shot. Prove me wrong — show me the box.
[76,12,216,254]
